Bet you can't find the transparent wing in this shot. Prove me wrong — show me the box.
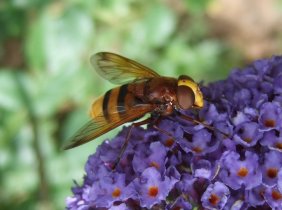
[62,104,154,150]
[90,52,161,84]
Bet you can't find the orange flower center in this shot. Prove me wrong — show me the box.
[267,168,278,179]
[237,167,249,177]
[165,138,174,147]
[272,190,282,200]
[150,161,160,169]
[275,142,282,150]
[148,186,159,197]
[209,193,220,206]
[112,187,121,198]
[264,119,276,127]
[243,137,252,143]
[192,146,203,153]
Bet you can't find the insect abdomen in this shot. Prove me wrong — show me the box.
[90,84,140,122]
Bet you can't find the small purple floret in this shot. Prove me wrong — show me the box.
[219,151,262,190]
[132,167,178,208]
[201,181,230,209]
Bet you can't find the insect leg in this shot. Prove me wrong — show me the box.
[148,114,176,139]
[176,112,229,138]
[112,117,153,170]
[152,124,174,138]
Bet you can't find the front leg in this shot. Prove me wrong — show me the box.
[175,111,230,138]
[112,117,154,170]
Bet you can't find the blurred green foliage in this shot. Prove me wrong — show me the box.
[0,0,247,209]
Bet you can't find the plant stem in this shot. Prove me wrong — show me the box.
[13,72,51,207]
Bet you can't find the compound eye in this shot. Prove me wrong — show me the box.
[177,86,195,110]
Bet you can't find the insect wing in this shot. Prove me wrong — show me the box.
[62,104,153,150]
[91,52,161,84]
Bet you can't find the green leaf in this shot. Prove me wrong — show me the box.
[124,3,176,55]
[144,4,176,47]
[25,15,46,71]
[42,7,94,74]
[0,71,22,110]
[184,0,213,14]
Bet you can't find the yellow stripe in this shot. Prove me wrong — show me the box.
[178,79,204,108]
[90,87,121,121]
[90,95,104,118]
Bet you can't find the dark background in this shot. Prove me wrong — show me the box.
[1,0,282,209]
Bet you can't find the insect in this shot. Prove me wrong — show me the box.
[63,52,224,167]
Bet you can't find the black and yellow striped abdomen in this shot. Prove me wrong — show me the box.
[90,84,137,122]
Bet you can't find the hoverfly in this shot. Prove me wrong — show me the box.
[63,52,224,166]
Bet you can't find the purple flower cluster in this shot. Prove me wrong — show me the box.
[66,56,282,209]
